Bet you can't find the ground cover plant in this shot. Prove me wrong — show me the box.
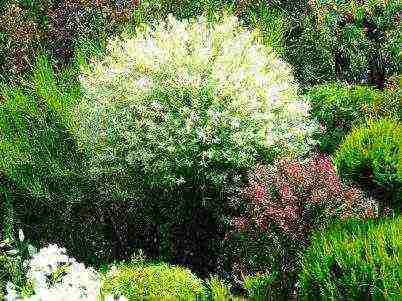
[0,1,401,300]
[101,260,206,300]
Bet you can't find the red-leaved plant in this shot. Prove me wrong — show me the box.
[223,153,379,287]
[234,152,378,239]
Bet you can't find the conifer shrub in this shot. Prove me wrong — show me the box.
[299,216,402,300]
[74,14,317,189]
[308,83,401,153]
[286,0,402,87]
[334,118,401,204]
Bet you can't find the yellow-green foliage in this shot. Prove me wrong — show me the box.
[244,273,279,301]
[101,262,206,300]
[74,14,317,187]
[299,216,402,300]
[207,276,232,301]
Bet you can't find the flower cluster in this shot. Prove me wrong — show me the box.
[5,245,102,301]
[74,13,317,187]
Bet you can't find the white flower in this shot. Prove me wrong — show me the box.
[106,68,118,77]
[18,229,24,242]
[210,111,222,121]
[230,118,240,129]
[33,271,47,288]
[196,128,205,140]
[176,176,186,185]
[5,282,17,301]
[137,77,152,89]
[9,244,103,301]
[151,100,162,110]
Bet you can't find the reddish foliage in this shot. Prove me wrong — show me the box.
[236,153,378,238]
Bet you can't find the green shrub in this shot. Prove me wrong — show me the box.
[101,261,206,300]
[244,272,280,300]
[333,118,401,203]
[299,216,402,300]
[0,55,122,266]
[74,13,317,189]
[206,276,232,301]
[308,83,401,152]
[286,0,402,87]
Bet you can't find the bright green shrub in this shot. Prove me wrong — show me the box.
[333,118,401,202]
[308,83,401,152]
[286,0,402,87]
[299,216,402,300]
[101,262,206,300]
[74,14,317,188]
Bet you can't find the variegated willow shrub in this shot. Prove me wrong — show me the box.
[74,14,317,189]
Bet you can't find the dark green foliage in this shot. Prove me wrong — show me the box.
[299,216,402,300]
[308,83,401,153]
[0,0,137,81]
[334,118,401,205]
[286,0,402,88]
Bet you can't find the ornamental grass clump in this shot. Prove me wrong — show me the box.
[74,14,317,188]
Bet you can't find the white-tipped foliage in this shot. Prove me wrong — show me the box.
[75,14,317,186]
